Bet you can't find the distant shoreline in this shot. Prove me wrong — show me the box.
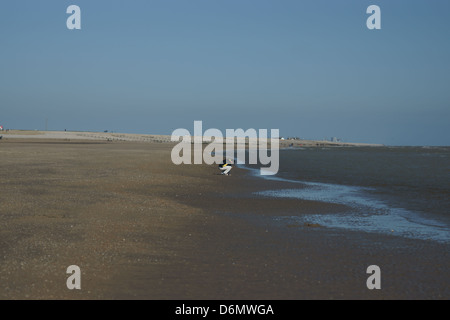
[0,130,384,147]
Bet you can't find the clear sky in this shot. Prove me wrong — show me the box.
[1,0,449,146]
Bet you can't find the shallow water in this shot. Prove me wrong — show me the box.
[242,146,450,243]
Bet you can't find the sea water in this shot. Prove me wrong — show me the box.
[243,146,450,243]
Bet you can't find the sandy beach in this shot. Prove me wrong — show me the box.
[0,130,383,147]
[0,134,448,300]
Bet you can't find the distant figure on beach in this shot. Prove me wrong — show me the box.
[218,158,233,176]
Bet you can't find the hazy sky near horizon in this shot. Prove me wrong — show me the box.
[1,0,449,146]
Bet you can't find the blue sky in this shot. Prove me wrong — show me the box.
[1,0,449,145]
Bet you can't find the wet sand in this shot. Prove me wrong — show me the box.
[0,139,448,299]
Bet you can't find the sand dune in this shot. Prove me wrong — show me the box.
[1,130,383,147]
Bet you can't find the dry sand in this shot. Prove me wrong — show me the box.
[0,136,447,300]
[0,130,383,147]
